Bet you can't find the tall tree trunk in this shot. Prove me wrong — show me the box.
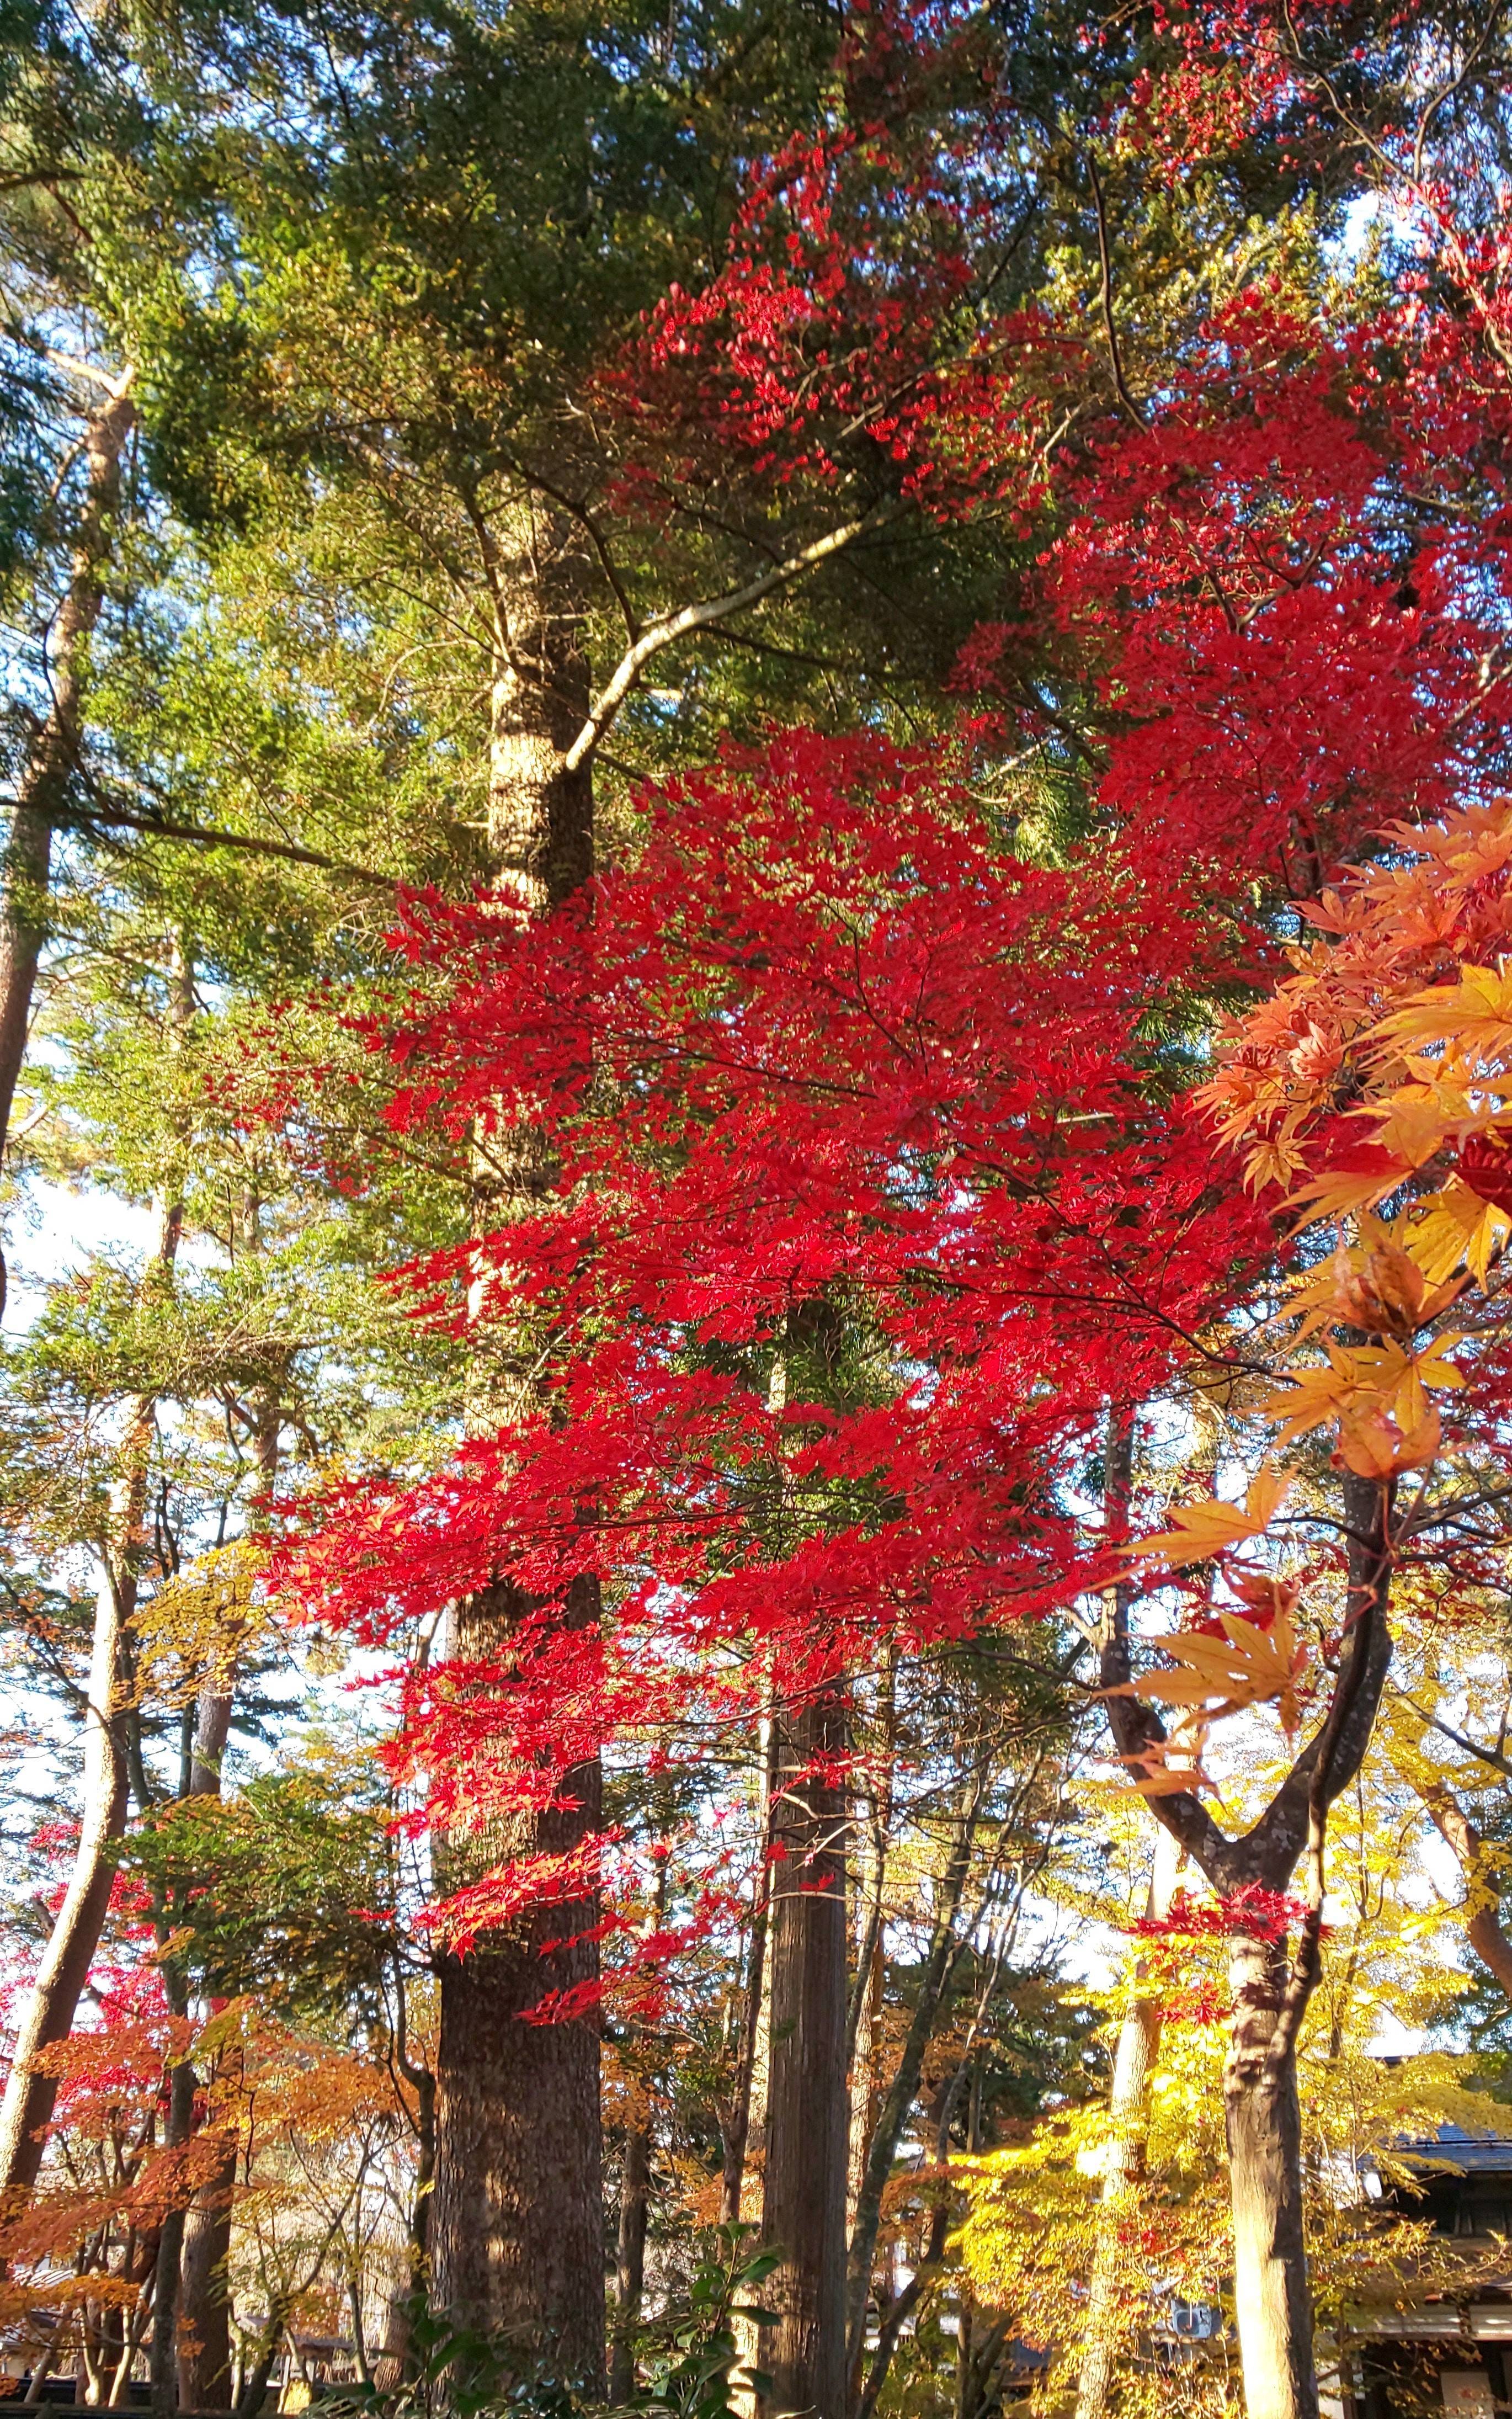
[760,1684,849,2419]
[171,1700,244,2416]
[430,522,604,2384]
[845,1652,896,2236]
[0,369,134,1321]
[1073,1823,1181,2419]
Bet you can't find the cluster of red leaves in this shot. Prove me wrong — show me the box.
[282,733,1271,1980]
[597,0,1077,521]
[1130,1884,1314,1945]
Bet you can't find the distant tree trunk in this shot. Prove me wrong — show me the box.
[845,1776,983,2399]
[845,1652,896,2237]
[610,2110,652,2401]
[760,1683,849,2419]
[178,1373,279,2414]
[0,1170,177,2224]
[0,369,135,1320]
[430,519,604,2384]
[1073,1823,1181,2419]
[611,1854,670,2400]
[721,1716,779,2228]
[1414,1779,1512,2000]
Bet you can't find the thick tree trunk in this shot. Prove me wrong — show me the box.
[430,1580,604,2369]
[760,1685,849,2419]
[430,521,604,2379]
[1074,1825,1181,2419]
[1224,1930,1316,2419]
[0,370,134,1320]
[177,2146,236,2416]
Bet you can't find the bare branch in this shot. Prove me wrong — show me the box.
[564,506,899,771]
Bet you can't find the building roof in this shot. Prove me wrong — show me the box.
[1394,2125,1512,2177]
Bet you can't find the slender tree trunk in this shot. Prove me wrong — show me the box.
[150,2062,195,2416]
[721,1715,779,2228]
[611,1853,671,2399]
[0,1536,131,2221]
[760,1683,849,2419]
[845,1653,896,2237]
[172,1719,242,2419]
[1074,1823,1181,2419]
[176,1368,279,2410]
[172,1647,251,2417]
[845,1782,981,2391]
[0,1237,186,2227]
[610,2112,651,2402]
[431,522,604,2382]
[0,369,134,1320]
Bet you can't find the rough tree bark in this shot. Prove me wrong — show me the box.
[1101,1449,1395,2419]
[761,1684,850,2419]
[0,367,134,1321]
[429,514,604,2383]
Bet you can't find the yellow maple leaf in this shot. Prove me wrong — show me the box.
[1377,963,1512,1067]
[1362,1090,1464,1170]
[1405,1179,1512,1287]
[1286,1154,1414,1230]
[1129,1608,1307,1731]
[1125,1464,1290,1569]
